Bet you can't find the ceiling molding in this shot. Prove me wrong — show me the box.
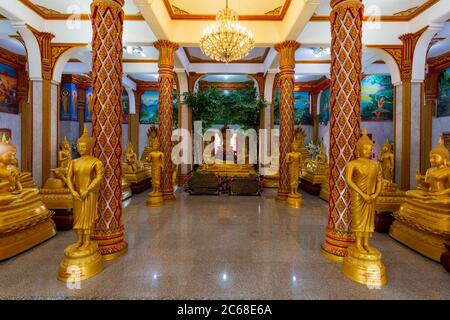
[310,0,439,22]
[18,0,144,20]
[162,0,292,21]
[294,76,330,92]
[183,47,270,64]
[427,51,450,71]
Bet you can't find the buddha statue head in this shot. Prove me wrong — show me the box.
[291,139,301,153]
[152,138,161,152]
[61,136,70,151]
[429,136,449,167]
[77,126,95,156]
[0,134,17,167]
[356,128,374,159]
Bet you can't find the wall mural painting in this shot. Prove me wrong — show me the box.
[294,91,311,125]
[319,88,330,126]
[0,64,18,114]
[437,67,450,118]
[361,75,393,121]
[60,83,78,121]
[140,90,158,124]
[122,90,129,124]
[84,86,94,122]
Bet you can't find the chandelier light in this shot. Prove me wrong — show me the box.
[200,0,255,63]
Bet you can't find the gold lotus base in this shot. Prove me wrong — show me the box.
[123,168,151,184]
[40,190,73,210]
[147,192,164,207]
[375,183,405,213]
[319,187,329,202]
[301,171,327,186]
[58,242,104,282]
[286,193,303,208]
[263,174,279,188]
[389,220,448,261]
[342,245,387,287]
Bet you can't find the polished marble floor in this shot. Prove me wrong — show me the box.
[1,189,449,299]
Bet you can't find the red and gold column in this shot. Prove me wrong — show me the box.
[90,0,127,260]
[154,40,179,200]
[321,0,363,262]
[274,40,300,201]
[77,83,88,137]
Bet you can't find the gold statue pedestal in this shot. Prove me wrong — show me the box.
[122,177,132,201]
[147,192,163,207]
[0,193,56,260]
[58,242,104,282]
[389,198,450,261]
[374,180,406,233]
[286,193,303,208]
[319,178,329,202]
[342,245,387,287]
[123,168,152,194]
[40,178,74,230]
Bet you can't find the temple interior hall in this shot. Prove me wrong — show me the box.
[0,0,449,299]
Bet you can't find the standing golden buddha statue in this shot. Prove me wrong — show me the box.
[0,134,56,260]
[285,140,303,208]
[389,136,450,261]
[58,128,104,282]
[40,137,74,230]
[122,140,151,194]
[146,138,164,206]
[342,129,387,287]
[373,139,405,232]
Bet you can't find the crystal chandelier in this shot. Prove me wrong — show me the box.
[200,0,255,63]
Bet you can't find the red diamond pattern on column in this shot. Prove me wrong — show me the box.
[321,0,363,262]
[90,0,127,260]
[274,40,300,202]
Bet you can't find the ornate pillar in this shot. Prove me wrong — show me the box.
[321,0,363,262]
[90,0,127,260]
[274,40,300,201]
[77,83,88,137]
[154,40,179,200]
[397,30,426,189]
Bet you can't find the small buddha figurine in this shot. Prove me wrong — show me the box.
[141,125,158,163]
[342,128,386,287]
[58,127,104,282]
[378,138,394,182]
[146,138,164,206]
[285,140,303,208]
[53,137,72,181]
[409,136,450,203]
[123,141,143,173]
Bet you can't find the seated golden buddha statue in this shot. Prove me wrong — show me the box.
[0,134,56,260]
[294,126,310,161]
[301,145,329,185]
[374,139,405,216]
[40,137,74,214]
[5,136,36,188]
[389,136,450,261]
[122,141,151,193]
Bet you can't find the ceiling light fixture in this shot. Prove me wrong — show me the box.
[199,0,255,63]
[123,45,146,57]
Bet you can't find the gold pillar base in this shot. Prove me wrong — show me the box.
[389,220,448,261]
[147,192,164,207]
[342,245,387,287]
[92,228,128,261]
[58,242,104,282]
[285,193,303,208]
[321,229,355,262]
[276,190,289,202]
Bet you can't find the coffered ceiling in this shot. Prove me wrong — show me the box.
[184,47,270,63]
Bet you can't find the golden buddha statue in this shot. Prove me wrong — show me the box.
[390,136,450,261]
[4,136,36,188]
[294,126,310,161]
[301,145,329,195]
[40,137,74,227]
[342,128,387,287]
[0,134,56,260]
[146,138,164,206]
[374,139,405,232]
[58,128,104,282]
[122,140,151,193]
[141,125,158,165]
[285,140,303,208]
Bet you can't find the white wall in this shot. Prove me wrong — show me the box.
[432,116,450,146]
